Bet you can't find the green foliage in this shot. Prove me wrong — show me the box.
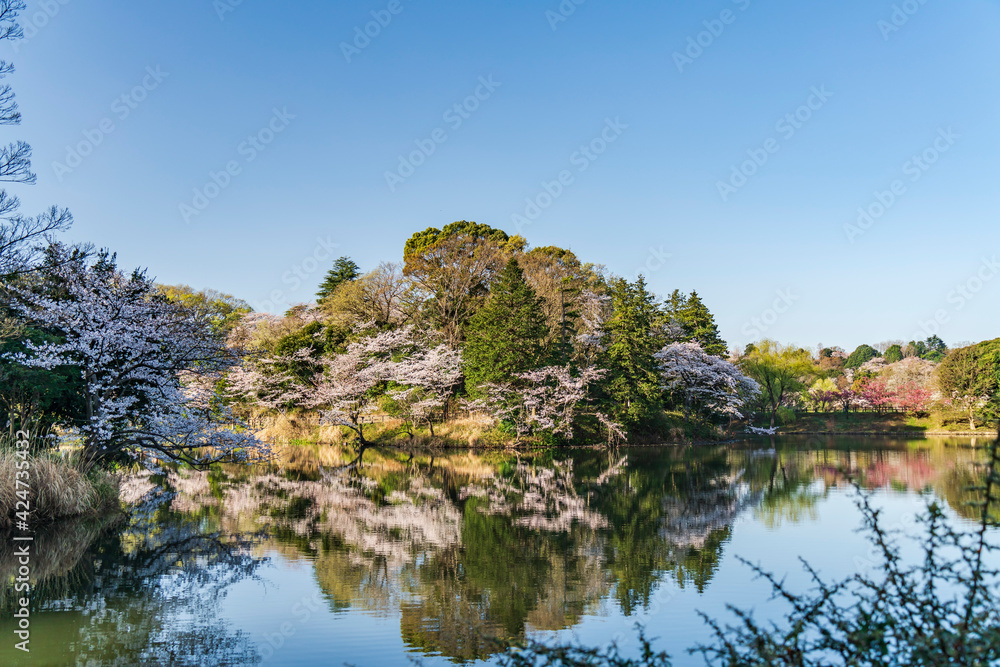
[740,340,814,428]
[316,256,360,302]
[905,335,949,362]
[463,259,549,393]
[0,323,85,436]
[403,220,524,261]
[845,344,879,369]
[884,343,903,363]
[599,277,664,432]
[157,284,251,339]
[937,339,1000,427]
[663,289,727,356]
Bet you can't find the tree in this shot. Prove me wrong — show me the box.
[403,221,525,347]
[388,335,463,437]
[316,256,360,302]
[0,2,72,279]
[320,261,410,328]
[884,344,903,364]
[473,365,624,443]
[739,340,814,428]
[463,258,549,393]
[599,277,663,431]
[157,284,251,339]
[922,335,947,361]
[518,246,600,365]
[4,247,267,470]
[845,344,880,370]
[668,291,727,357]
[655,342,759,422]
[937,340,1000,429]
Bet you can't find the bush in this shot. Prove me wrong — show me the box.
[776,406,797,425]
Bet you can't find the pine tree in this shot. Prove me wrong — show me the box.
[463,259,549,393]
[316,257,361,302]
[599,277,663,431]
[679,291,727,357]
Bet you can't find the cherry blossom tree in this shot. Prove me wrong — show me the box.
[859,377,897,412]
[5,249,268,470]
[473,365,624,444]
[388,337,463,437]
[893,382,933,415]
[655,342,760,422]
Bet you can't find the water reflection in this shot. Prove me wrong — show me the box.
[0,437,994,665]
[0,487,265,666]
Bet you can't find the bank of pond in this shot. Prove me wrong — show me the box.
[1,436,997,666]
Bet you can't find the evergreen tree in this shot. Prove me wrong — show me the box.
[463,259,549,393]
[599,277,663,432]
[678,291,727,356]
[316,257,360,302]
[845,344,879,369]
[884,344,904,363]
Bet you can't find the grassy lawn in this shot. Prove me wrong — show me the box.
[769,411,997,434]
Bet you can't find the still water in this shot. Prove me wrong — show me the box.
[1,436,995,666]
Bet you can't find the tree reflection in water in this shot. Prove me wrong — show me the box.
[0,485,266,666]
[2,439,992,665]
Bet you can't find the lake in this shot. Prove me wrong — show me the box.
[1,436,996,666]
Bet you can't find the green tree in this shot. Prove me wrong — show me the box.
[316,257,360,302]
[845,344,879,370]
[739,340,814,428]
[923,334,948,362]
[463,259,548,393]
[937,339,1000,429]
[403,221,525,347]
[599,277,663,432]
[884,344,903,364]
[157,284,251,340]
[677,291,727,356]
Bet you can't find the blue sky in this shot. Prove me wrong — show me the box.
[5,0,999,351]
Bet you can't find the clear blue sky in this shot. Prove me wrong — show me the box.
[6,0,999,351]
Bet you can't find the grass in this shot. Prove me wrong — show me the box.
[0,446,121,529]
[757,411,999,435]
